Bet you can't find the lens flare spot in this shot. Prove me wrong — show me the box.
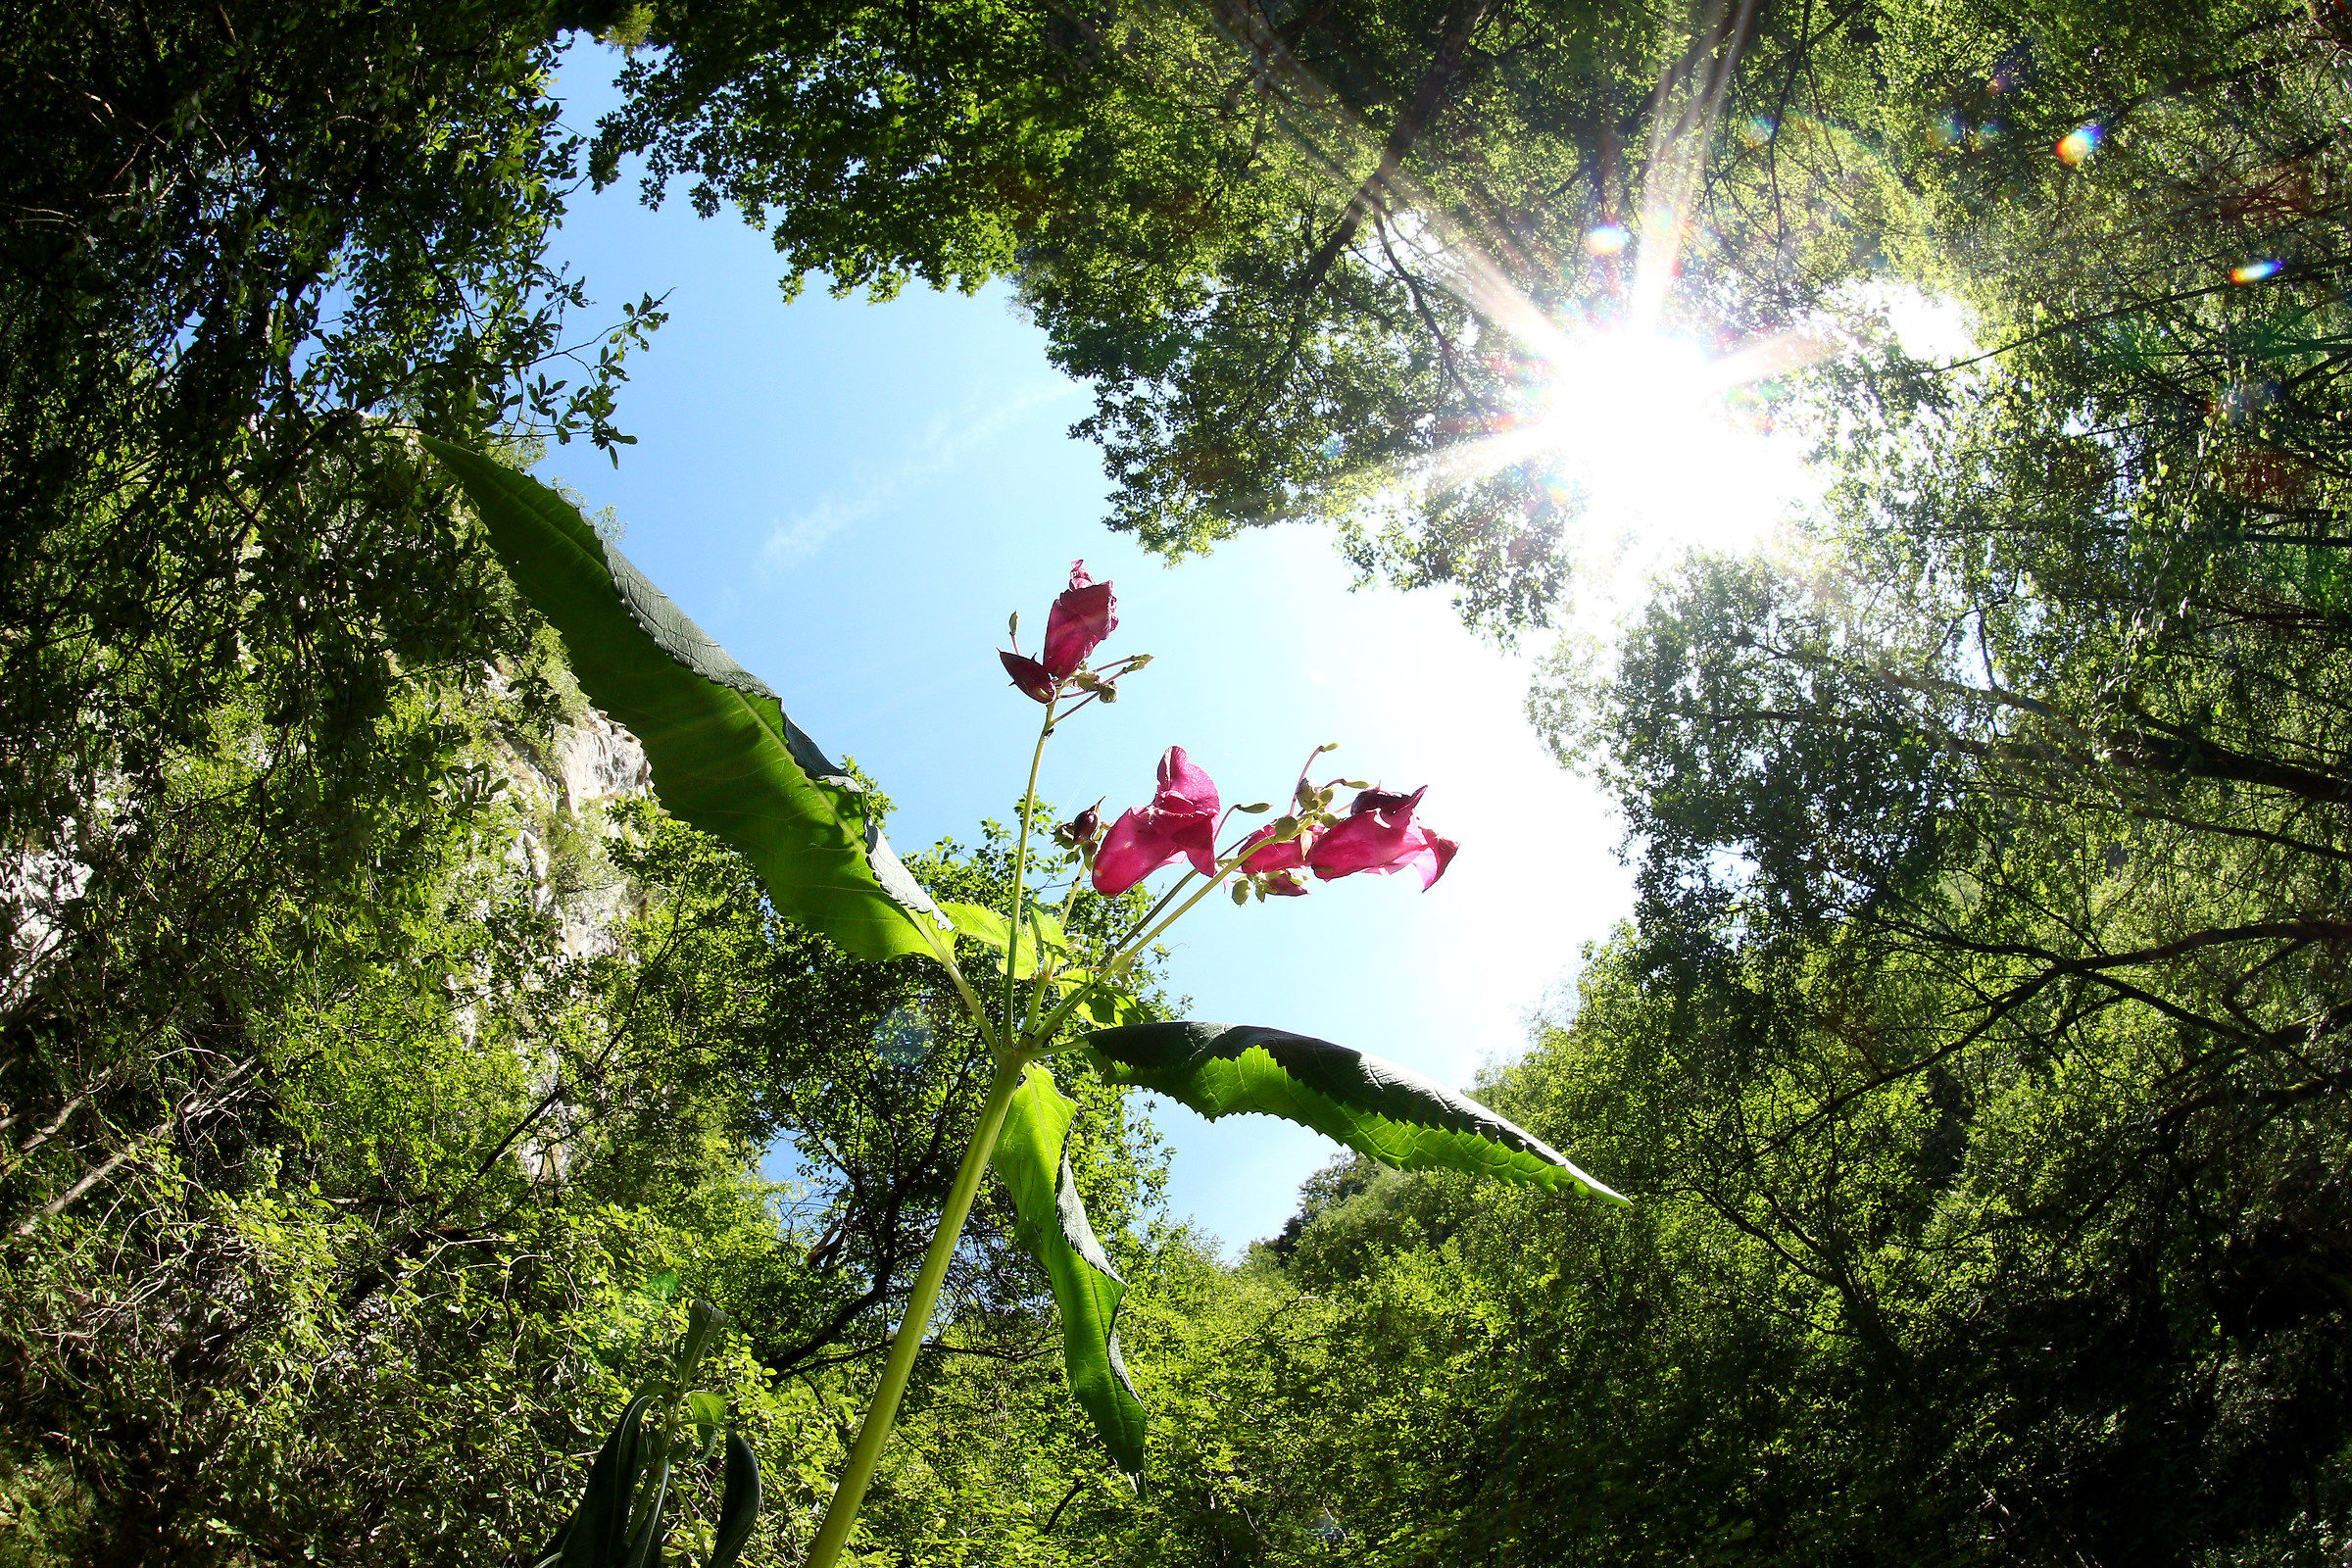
[2055,124,2103,165]
[2230,259,2284,285]
[1585,223,1630,256]
[1931,113,1964,149]
[1740,116,1777,146]
[872,1005,932,1065]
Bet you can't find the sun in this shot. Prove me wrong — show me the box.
[1536,327,1819,552]
[1433,322,1826,579]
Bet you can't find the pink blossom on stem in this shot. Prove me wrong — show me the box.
[1043,562,1117,677]
[1237,822,1321,875]
[1091,746,1221,894]
[1307,785,1459,890]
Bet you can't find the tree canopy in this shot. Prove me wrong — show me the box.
[10,0,2352,1562]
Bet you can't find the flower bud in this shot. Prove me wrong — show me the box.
[1001,651,1055,704]
[1054,804,1103,850]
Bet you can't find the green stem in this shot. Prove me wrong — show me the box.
[1004,702,1056,1043]
[1035,862,1239,1043]
[912,919,1004,1058]
[802,1052,1029,1568]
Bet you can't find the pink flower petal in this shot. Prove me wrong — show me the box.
[1152,745,1219,822]
[1165,811,1218,877]
[1239,822,1318,874]
[1307,808,1417,879]
[1043,563,1117,676]
[1348,785,1426,819]
[1092,807,1182,895]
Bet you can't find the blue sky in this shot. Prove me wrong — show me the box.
[532,44,1844,1248]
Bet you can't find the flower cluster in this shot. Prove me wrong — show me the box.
[1235,781,1456,897]
[1004,564,1459,904]
[1082,749,1455,898]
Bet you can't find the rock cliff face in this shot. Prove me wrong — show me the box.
[501,705,654,960]
[552,707,655,820]
[0,690,656,1022]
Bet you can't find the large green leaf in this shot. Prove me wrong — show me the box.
[421,437,948,963]
[1087,1022,1626,1201]
[990,1064,1147,1477]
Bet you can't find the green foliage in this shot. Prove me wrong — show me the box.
[588,1,2319,632]
[422,438,951,962]
[1088,1020,1621,1198]
[991,1065,1148,1478]
[537,1307,763,1568]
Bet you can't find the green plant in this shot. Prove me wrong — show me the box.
[536,1299,763,1568]
[421,436,1624,1565]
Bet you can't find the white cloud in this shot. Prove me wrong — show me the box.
[759,378,1080,572]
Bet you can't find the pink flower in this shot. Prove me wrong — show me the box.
[1092,746,1221,894]
[1307,786,1458,891]
[1237,822,1321,875]
[1000,562,1118,704]
[1043,562,1117,677]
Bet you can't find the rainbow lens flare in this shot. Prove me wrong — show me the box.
[2230,260,2284,285]
[1585,223,1631,256]
[2055,124,2103,165]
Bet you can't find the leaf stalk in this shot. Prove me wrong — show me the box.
[800,1051,1030,1568]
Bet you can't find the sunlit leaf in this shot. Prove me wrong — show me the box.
[990,1064,1146,1476]
[941,901,1069,977]
[420,437,949,963]
[684,1390,728,1457]
[1086,1022,1625,1200]
[676,1298,726,1382]
[1052,968,1154,1028]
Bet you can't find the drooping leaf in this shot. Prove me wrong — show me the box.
[560,1394,661,1568]
[940,901,1068,977]
[1086,1022,1626,1201]
[684,1391,728,1458]
[990,1064,1146,1476]
[420,437,949,962]
[709,1432,762,1568]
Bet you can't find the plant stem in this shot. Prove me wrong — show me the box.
[1004,702,1056,1040]
[1034,863,1239,1043]
[801,1051,1029,1568]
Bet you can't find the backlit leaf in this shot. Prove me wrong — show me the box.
[1086,1022,1624,1200]
[421,437,949,963]
[990,1064,1146,1476]
[709,1432,762,1568]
